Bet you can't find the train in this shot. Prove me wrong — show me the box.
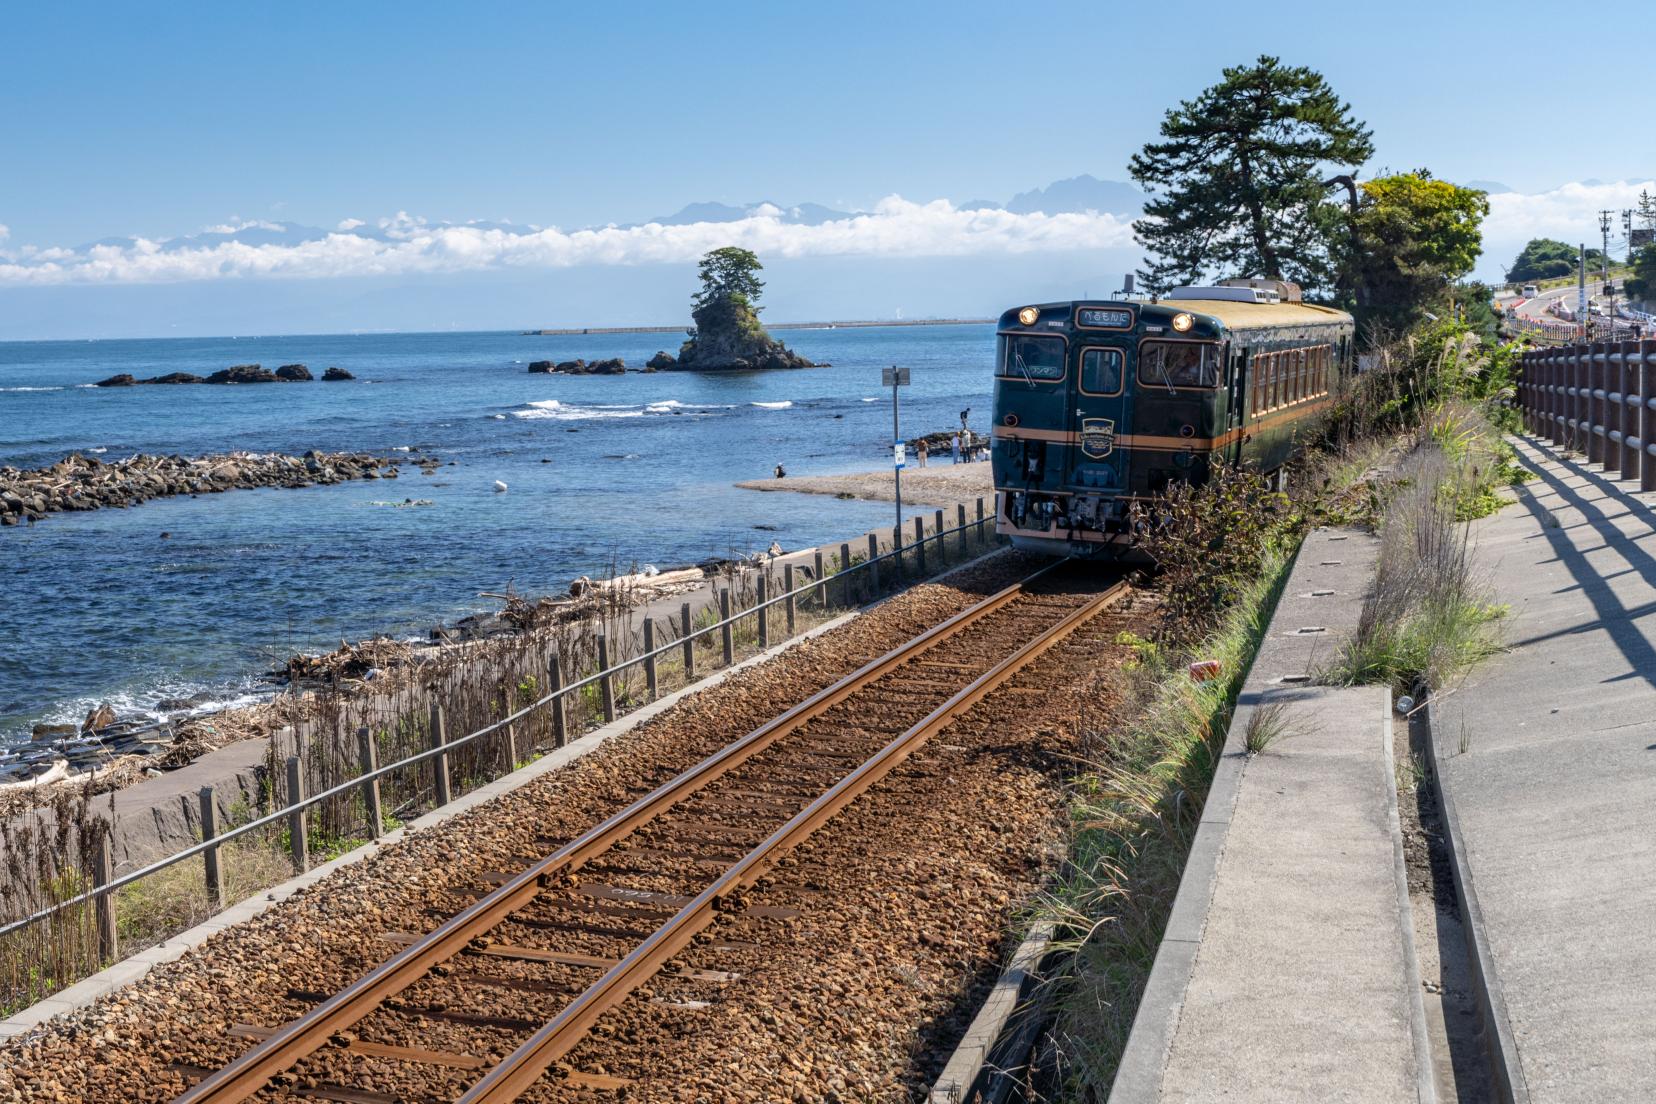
[990,278,1355,557]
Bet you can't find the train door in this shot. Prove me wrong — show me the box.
[1226,344,1248,466]
[1069,345,1129,492]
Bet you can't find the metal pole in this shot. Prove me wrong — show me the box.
[784,563,796,634]
[199,786,221,911]
[93,833,116,961]
[756,573,769,650]
[286,755,308,874]
[813,550,825,609]
[357,726,382,840]
[892,368,903,538]
[643,618,658,701]
[680,603,695,681]
[720,589,734,666]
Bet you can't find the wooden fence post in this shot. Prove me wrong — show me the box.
[756,573,769,649]
[680,603,695,681]
[720,589,734,666]
[286,755,308,874]
[93,832,116,961]
[977,496,987,540]
[1550,348,1564,446]
[784,563,796,634]
[1614,342,1632,476]
[549,654,568,748]
[199,786,222,911]
[1622,340,1636,480]
[913,517,926,575]
[643,618,658,701]
[957,503,968,558]
[813,550,825,608]
[597,634,616,722]
[504,722,519,773]
[1642,342,1655,493]
[864,536,877,598]
[429,704,451,808]
[892,526,904,580]
[934,509,946,563]
[1588,344,1605,464]
[356,726,382,839]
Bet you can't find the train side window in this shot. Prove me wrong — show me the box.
[996,334,1066,381]
[1139,341,1219,388]
[1268,353,1280,409]
[1079,348,1123,395]
[1295,349,1307,401]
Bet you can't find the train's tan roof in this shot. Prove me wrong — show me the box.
[1170,298,1352,329]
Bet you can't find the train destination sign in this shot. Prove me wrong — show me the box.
[1077,308,1133,329]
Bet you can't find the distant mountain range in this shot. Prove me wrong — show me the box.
[70,175,1148,256]
[646,174,1147,228]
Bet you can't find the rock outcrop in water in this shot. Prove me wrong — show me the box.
[95,363,351,386]
[526,358,627,375]
[669,246,815,371]
[0,449,411,526]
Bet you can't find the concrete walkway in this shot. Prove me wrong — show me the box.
[1433,435,1656,1101]
[1114,529,1432,1103]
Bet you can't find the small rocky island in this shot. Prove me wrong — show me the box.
[658,247,815,371]
[0,448,421,525]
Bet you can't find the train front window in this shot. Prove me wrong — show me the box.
[1080,348,1123,395]
[997,334,1065,382]
[1138,341,1219,389]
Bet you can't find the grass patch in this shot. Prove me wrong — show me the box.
[1242,698,1295,755]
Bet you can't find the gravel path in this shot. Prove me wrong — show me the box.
[0,551,1148,1103]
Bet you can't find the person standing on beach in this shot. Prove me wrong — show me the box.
[950,433,961,464]
[917,439,929,468]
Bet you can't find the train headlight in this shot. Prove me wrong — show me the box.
[1171,312,1194,332]
[1018,306,1039,326]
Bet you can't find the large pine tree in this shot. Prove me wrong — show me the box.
[1129,56,1373,296]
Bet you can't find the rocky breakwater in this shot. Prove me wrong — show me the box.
[95,362,353,386]
[0,449,406,526]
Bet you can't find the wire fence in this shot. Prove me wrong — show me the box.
[0,498,1004,1012]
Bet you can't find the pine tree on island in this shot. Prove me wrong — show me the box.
[654,247,814,371]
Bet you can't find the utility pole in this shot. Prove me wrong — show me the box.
[1624,210,1635,263]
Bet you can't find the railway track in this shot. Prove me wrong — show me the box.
[169,562,1129,1103]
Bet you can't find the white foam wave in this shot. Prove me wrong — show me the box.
[0,385,63,392]
[511,397,725,422]
[88,447,107,454]
[391,445,412,452]
[750,400,793,410]
[74,383,97,388]
[861,396,879,402]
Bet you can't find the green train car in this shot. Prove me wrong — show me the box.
[991,280,1354,557]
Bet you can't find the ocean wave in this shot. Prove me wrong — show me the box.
[861,396,879,402]
[88,447,108,454]
[74,383,97,389]
[0,385,65,392]
[22,681,270,739]
[750,400,793,410]
[511,398,725,422]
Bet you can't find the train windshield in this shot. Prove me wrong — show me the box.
[1138,341,1220,389]
[997,334,1065,381]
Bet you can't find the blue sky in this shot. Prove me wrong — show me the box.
[1,1,1650,338]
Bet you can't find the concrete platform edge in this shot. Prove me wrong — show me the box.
[1382,702,1438,1104]
[1105,538,1304,1104]
[1426,696,1529,1104]
[0,545,1011,1041]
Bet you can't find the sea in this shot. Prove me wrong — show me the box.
[0,325,995,746]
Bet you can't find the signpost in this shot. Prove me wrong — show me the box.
[883,365,910,562]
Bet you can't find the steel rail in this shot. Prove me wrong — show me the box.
[171,561,1066,1104]
[458,577,1130,1102]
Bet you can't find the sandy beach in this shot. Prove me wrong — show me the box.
[736,461,994,506]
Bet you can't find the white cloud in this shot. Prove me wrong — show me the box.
[336,218,365,231]
[0,197,1138,287]
[1479,179,1656,276]
[0,224,9,241]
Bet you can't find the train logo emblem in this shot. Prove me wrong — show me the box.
[1080,417,1116,458]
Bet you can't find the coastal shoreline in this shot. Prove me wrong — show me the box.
[736,460,993,506]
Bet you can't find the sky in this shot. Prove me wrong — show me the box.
[1,0,1651,339]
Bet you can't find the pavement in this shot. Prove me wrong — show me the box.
[1113,528,1433,1103]
[1433,434,1656,1101]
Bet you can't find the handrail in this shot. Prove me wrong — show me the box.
[0,504,998,941]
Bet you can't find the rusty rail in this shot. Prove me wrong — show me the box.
[1517,339,1656,491]
[172,561,1095,1104]
[458,577,1129,1102]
